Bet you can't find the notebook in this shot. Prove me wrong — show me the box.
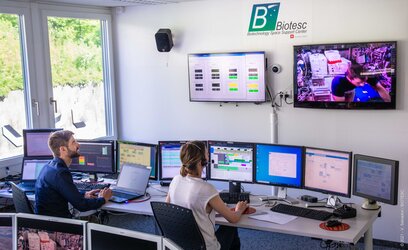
[109,164,151,203]
[17,157,51,192]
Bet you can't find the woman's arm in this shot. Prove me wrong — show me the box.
[208,195,248,223]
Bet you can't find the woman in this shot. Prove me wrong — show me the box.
[166,141,249,250]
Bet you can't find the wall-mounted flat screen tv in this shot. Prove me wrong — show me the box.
[294,41,396,109]
[188,51,266,103]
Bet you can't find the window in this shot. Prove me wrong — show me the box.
[47,16,112,139]
[0,3,116,166]
[0,12,29,159]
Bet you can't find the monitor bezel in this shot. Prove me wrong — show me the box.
[23,128,63,157]
[293,41,397,109]
[116,140,158,180]
[254,143,304,189]
[69,139,116,174]
[353,154,399,205]
[303,146,352,198]
[208,140,255,184]
[15,213,87,250]
[0,213,15,250]
[188,51,267,103]
[87,223,162,250]
[162,237,183,250]
[158,141,187,181]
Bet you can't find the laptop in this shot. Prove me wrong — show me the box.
[17,157,51,192]
[109,164,151,203]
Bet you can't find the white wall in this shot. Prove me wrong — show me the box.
[113,0,408,243]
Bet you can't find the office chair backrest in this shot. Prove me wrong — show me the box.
[151,201,206,250]
[10,182,34,214]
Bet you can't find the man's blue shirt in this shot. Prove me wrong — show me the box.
[35,157,105,218]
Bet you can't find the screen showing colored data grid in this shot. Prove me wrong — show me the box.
[209,141,254,183]
[188,52,266,102]
[117,141,157,179]
[304,147,352,197]
[255,144,303,188]
[159,141,207,180]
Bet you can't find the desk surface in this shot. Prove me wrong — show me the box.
[1,183,379,246]
[102,184,380,245]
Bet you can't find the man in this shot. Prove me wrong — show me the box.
[331,64,391,102]
[35,130,112,218]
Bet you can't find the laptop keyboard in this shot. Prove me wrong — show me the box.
[112,191,140,199]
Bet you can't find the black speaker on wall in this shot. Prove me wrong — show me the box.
[155,28,173,52]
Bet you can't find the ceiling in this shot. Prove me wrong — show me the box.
[36,0,205,7]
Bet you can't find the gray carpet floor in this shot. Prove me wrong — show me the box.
[104,212,405,250]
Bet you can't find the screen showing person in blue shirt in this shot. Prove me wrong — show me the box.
[35,130,112,218]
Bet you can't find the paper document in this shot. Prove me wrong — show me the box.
[249,211,298,225]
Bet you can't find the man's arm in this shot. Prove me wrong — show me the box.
[57,170,106,211]
[374,83,391,102]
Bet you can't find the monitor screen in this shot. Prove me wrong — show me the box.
[158,141,207,180]
[255,144,303,188]
[16,214,86,250]
[303,147,352,197]
[23,128,62,157]
[353,154,399,205]
[21,158,51,181]
[87,223,161,250]
[70,140,115,174]
[208,141,254,183]
[117,141,158,180]
[0,214,14,250]
[294,41,397,109]
[188,51,266,103]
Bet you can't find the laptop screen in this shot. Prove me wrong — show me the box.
[116,164,150,194]
[21,158,51,181]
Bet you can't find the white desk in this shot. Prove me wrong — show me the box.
[102,185,379,250]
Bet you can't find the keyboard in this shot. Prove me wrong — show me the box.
[112,191,140,199]
[270,203,332,221]
[74,182,110,192]
[219,192,250,204]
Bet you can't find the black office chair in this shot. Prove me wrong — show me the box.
[10,182,34,214]
[151,201,206,250]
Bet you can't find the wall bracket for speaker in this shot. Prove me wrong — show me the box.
[71,109,86,129]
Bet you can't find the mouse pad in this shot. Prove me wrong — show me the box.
[319,222,350,231]
[230,207,256,214]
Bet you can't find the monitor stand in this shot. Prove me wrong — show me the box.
[361,198,381,210]
[260,187,299,204]
[229,181,241,193]
[85,173,103,183]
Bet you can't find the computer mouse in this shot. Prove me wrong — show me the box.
[325,220,341,227]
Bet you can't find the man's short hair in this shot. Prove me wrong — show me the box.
[347,64,367,81]
[48,130,74,157]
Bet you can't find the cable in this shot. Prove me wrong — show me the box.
[148,185,168,194]
[129,192,151,203]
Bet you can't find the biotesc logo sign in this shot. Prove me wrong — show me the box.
[248,3,280,32]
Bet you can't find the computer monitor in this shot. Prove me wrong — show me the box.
[303,147,352,207]
[23,128,62,157]
[70,140,115,181]
[255,143,303,203]
[87,223,162,250]
[117,140,158,180]
[158,141,207,181]
[16,213,86,250]
[208,141,254,193]
[21,158,52,181]
[0,213,15,250]
[163,238,183,250]
[353,154,399,210]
